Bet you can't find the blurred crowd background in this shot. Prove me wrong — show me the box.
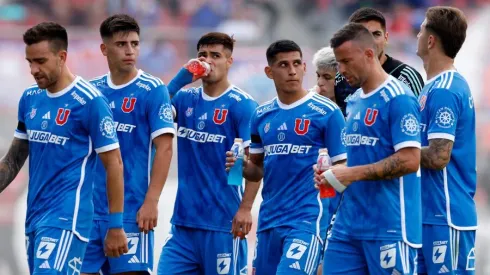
[0,0,489,274]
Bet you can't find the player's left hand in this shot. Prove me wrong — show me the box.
[231,207,252,239]
[313,164,354,189]
[136,199,158,234]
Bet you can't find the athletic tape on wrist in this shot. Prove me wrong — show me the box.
[322,170,346,193]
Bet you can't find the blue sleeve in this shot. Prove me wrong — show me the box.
[426,88,460,142]
[14,93,28,139]
[87,96,120,154]
[324,108,347,162]
[235,99,258,148]
[167,67,193,97]
[249,109,263,155]
[389,95,421,151]
[147,84,175,139]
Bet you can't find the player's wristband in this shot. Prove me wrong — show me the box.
[108,212,123,229]
[168,67,193,97]
[322,170,347,193]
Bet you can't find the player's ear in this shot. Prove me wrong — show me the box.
[100,43,107,57]
[264,66,273,79]
[365,47,375,61]
[427,34,436,50]
[227,55,233,69]
[384,31,389,45]
[58,50,67,66]
[303,62,306,73]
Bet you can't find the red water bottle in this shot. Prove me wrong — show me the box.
[317,148,336,198]
[186,59,211,77]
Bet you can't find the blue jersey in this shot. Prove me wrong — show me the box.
[418,70,477,229]
[249,92,347,237]
[171,85,258,232]
[332,76,422,247]
[14,76,119,241]
[90,70,175,221]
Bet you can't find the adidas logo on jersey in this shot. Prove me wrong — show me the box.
[277,123,287,131]
[39,260,50,269]
[128,255,140,264]
[42,112,51,120]
[439,265,449,273]
[354,112,361,120]
[109,101,115,109]
[289,261,300,270]
[199,113,208,120]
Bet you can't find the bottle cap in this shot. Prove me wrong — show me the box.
[234,138,243,143]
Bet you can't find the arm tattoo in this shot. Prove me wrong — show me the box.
[421,139,453,170]
[363,154,414,181]
[0,138,29,193]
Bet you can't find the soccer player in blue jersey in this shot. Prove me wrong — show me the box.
[81,14,174,275]
[0,22,128,274]
[315,23,422,274]
[157,32,259,275]
[415,7,476,275]
[226,40,347,275]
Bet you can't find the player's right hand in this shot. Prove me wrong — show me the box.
[104,228,128,258]
[183,57,208,83]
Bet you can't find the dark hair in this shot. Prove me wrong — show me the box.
[197,32,235,53]
[100,14,140,40]
[23,22,68,52]
[266,40,303,65]
[348,7,386,31]
[330,23,375,50]
[425,6,467,59]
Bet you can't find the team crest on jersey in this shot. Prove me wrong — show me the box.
[401,114,420,136]
[186,107,193,117]
[419,95,427,111]
[99,116,116,139]
[294,118,310,135]
[435,107,455,129]
[213,109,228,125]
[30,108,37,119]
[121,97,137,113]
[55,108,71,126]
[159,103,173,123]
[364,108,378,126]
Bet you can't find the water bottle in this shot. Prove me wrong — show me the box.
[187,59,211,77]
[228,138,244,186]
[317,148,336,198]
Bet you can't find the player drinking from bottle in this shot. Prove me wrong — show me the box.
[0,22,128,274]
[226,39,347,275]
[316,23,422,275]
[157,32,259,275]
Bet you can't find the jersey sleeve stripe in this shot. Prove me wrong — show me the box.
[427,133,455,142]
[311,98,334,111]
[392,80,407,96]
[393,141,421,152]
[401,67,423,93]
[250,147,264,154]
[14,131,27,139]
[139,75,158,88]
[80,79,103,97]
[77,81,99,98]
[312,94,338,110]
[437,72,449,89]
[151,127,176,140]
[75,84,94,100]
[444,72,454,89]
[143,73,164,85]
[391,82,402,95]
[90,74,107,82]
[94,142,120,154]
[331,153,347,163]
[232,86,253,100]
